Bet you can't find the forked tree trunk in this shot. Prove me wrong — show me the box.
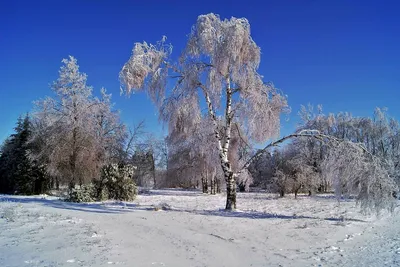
[202,83,236,208]
[225,172,236,210]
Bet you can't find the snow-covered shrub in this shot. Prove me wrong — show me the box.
[94,164,137,201]
[66,184,96,203]
[96,184,110,201]
[65,164,137,203]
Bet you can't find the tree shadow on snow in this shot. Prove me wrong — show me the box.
[308,194,355,202]
[0,195,367,222]
[172,208,367,223]
[138,189,204,197]
[0,195,142,214]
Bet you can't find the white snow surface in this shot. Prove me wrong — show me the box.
[1,190,399,267]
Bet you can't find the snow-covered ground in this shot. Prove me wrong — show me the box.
[1,190,399,267]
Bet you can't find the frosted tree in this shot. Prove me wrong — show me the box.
[190,118,224,194]
[294,106,398,211]
[92,88,127,166]
[299,106,400,188]
[249,142,319,197]
[120,13,287,209]
[31,56,125,190]
[132,134,170,189]
[322,139,397,213]
[247,151,274,189]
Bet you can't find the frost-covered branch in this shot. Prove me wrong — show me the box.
[240,130,335,172]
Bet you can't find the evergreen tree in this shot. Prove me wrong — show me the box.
[0,114,49,194]
[0,137,14,193]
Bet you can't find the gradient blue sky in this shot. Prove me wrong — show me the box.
[1,0,399,144]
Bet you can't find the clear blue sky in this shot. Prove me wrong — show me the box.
[1,0,399,144]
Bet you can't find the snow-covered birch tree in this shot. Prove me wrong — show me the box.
[120,13,288,210]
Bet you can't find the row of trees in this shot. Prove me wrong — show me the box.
[250,106,400,201]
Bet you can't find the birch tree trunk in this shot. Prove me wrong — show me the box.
[225,171,237,210]
[202,87,237,209]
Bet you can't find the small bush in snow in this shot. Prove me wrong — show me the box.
[96,164,137,201]
[66,164,137,202]
[66,184,96,203]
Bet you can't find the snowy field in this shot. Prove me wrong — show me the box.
[1,190,400,267]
